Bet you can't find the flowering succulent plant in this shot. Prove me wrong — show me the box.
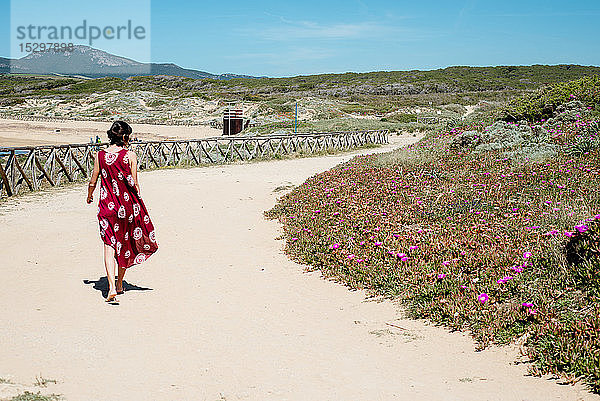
[267,97,600,391]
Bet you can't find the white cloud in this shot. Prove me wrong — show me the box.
[243,15,416,42]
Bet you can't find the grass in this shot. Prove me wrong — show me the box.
[33,377,57,388]
[10,392,61,401]
[245,118,442,136]
[266,81,600,392]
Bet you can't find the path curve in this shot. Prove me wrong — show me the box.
[0,133,596,401]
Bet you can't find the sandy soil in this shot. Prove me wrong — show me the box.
[464,105,478,117]
[0,118,222,147]
[0,133,597,401]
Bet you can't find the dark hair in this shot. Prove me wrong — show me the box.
[107,121,132,146]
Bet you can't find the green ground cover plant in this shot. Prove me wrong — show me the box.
[267,78,600,392]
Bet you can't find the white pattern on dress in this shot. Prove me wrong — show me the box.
[133,203,140,217]
[112,179,120,197]
[105,152,118,165]
[134,253,146,264]
[133,227,143,240]
[118,205,126,219]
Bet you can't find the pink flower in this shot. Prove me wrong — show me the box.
[409,245,419,250]
[291,237,299,242]
[330,243,340,250]
[564,231,575,237]
[523,252,532,259]
[497,276,514,284]
[521,302,534,308]
[437,273,447,279]
[477,293,489,304]
[575,224,589,233]
[374,241,383,246]
[347,254,355,260]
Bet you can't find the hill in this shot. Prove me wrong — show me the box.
[0,45,257,80]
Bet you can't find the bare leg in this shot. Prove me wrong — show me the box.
[104,244,117,299]
[116,265,126,293]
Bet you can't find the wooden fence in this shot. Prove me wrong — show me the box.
[0,130,388,199]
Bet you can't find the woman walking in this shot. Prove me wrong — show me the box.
[87,121,158,302]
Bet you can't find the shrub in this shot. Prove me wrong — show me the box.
[500,75,600,122]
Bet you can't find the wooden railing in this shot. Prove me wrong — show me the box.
[0,130,388,199]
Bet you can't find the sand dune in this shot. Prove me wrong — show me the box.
[0,134,596,401]
[0,118,222,147]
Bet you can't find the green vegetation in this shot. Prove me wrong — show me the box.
[210,65,600,93]
[501,75,600,122]
[1,65,599,105]
[10,392,62,401]
[0,65,597,132]
[245,118,437,136]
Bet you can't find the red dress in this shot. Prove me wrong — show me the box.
[97,148,158,268]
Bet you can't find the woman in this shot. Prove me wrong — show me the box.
[87,121,158,302]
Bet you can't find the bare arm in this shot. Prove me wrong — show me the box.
[87,152,100,204]
[129,150,141,195]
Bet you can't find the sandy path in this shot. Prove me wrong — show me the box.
[0,133,596,401]
[0,118,222,147]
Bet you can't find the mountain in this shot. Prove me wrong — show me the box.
[0,45,257,80]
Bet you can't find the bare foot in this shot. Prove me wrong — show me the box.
[116,283,124,294]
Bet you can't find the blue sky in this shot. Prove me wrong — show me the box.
[1,0,599,77]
